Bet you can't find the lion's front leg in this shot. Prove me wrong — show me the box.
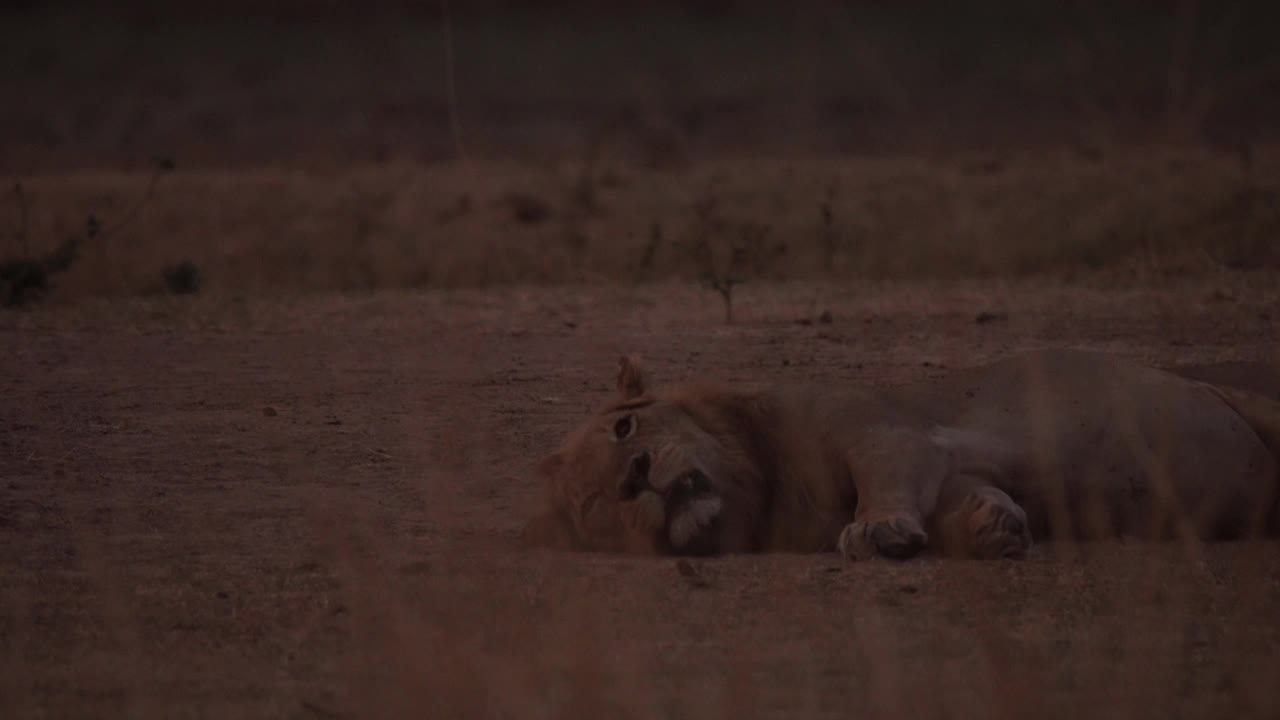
[836,427,950,561]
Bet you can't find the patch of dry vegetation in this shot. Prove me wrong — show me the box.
[3,147,1276,303]
[1,160,173,306]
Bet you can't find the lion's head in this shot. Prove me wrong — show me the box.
[522,356,767,556]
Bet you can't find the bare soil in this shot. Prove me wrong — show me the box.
[2,279,1279,719]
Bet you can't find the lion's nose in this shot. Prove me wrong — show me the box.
[619,451,651,500]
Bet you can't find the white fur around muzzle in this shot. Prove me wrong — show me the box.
[668,495,723,548]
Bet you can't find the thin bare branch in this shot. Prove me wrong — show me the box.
[95,160,173,242]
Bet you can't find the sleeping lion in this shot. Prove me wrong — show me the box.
[522,349,1280,560]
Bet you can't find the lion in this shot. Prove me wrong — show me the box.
[522,349,1280,560]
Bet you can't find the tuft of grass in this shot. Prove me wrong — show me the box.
[161,261,202,295]
[505,192,552,225]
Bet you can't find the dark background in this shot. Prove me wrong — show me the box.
[4,1,1278,171]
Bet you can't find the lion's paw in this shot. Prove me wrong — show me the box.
[838,515,928,561]
[965,489,1032,560]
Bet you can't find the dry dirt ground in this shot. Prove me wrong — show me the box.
[2,278,1279,719]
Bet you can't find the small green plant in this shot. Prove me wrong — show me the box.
[2,158,174,308]
[680,194,786,323]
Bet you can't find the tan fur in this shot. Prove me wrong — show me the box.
[524,350,1280,560]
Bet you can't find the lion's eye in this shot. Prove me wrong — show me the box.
[613,414,635,441]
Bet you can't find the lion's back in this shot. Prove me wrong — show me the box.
[946,349,1276,539]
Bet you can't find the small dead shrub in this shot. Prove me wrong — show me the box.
[504,192,552,225]
[162,261,203,295]
[2,158,174,308]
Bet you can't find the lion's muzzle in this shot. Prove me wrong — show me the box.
[621,454,723,553]
[665,469,723,552]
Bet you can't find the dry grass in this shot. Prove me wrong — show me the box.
[3,146,1277,302]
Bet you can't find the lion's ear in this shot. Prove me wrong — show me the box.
[616,354,647,399]
[521,509,579,550]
